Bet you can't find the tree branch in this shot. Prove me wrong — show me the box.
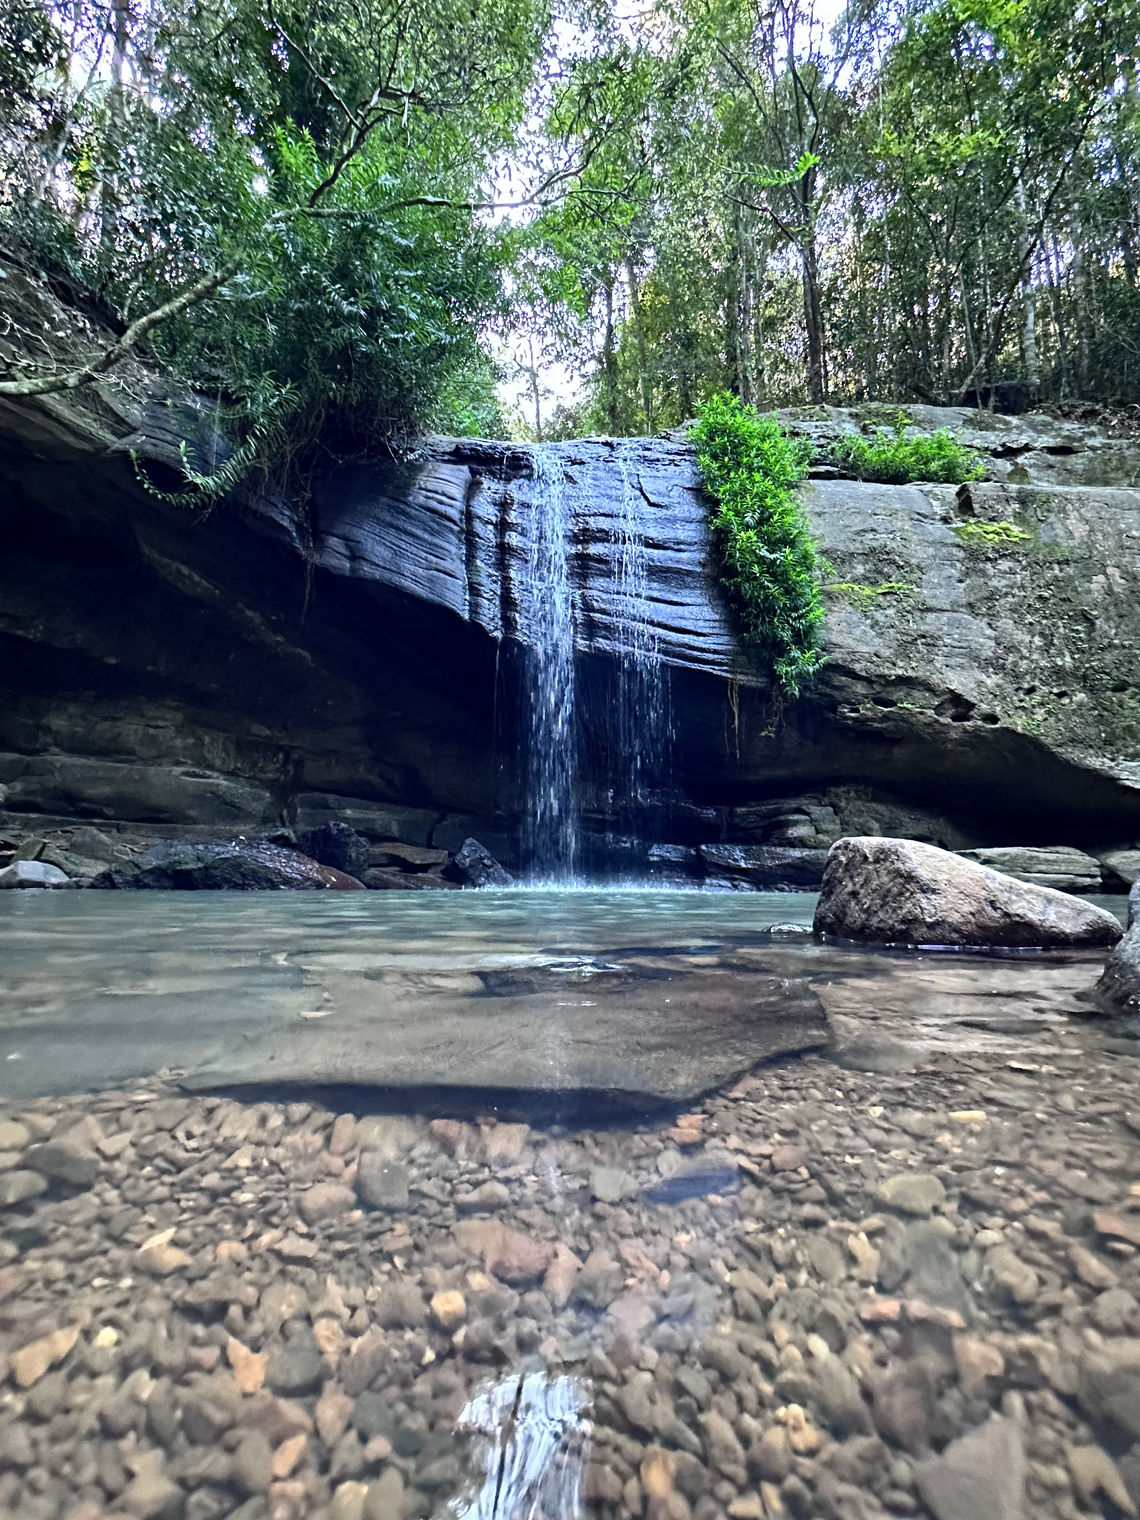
[0,256,241,397]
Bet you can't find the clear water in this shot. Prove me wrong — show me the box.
[0,889,1136,1520]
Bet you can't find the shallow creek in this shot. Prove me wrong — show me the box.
[0,890,1138,1520]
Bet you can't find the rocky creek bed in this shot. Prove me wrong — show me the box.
[1,1030,1140,1520]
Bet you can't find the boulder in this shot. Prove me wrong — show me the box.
[92,839,366,891]
[915,1416,1025,1520]
[1100,849,1140,889]
[299,821,370,879]
[699,843,831,889]
[814,836,1124,948]
[1095,924,1140,1015]
[0,860,69,889]
[449,838,513,889]
[958,846,1104,893]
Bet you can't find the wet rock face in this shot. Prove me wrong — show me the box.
[3,344,1140,851]
[815,836,1124,948]
[91,838,366,891]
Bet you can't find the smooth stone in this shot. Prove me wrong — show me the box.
[0,1170,48,1206]
[299,1182,356,1224]
[815,836,1122,947]
[267,1334,325,1396]
[355,1154,410,1210]
[23,1138,99,1185]
[0,1120,30,1150]
[878,1173,946,1217]
[590,1166,637,1203]
[915,1416,1025,1520]
[0,859,69,888]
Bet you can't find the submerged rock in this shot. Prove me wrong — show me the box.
[814,836,1123,948]
[92,838,366,891]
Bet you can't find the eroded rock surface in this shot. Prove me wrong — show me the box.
[815,836,1124,948]
[2,270,1139,856]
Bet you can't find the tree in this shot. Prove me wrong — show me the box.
[0,0,549,480]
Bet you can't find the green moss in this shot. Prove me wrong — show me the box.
[691,394,824,699]
[829,412,984,485]
[952,520,1032,546]
[825,580,915,610]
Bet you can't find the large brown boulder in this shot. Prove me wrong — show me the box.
[814,836,1123,948]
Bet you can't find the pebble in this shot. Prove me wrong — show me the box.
[0,1169,48,1206]
[300,1181,357,1223]
[355,1153,410,1208]
[878,1172,947,1216]
[0,1002,1136,1520]
[1066,1444,1137,1516]
[431,1290,467,1329]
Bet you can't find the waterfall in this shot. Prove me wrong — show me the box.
[515,441,670,883]
[521,448,578,882]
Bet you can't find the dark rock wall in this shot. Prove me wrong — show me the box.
[2,300,1139,868]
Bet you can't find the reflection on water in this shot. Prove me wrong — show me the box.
[0,889,1137,1520]
[451,1373,590,1519]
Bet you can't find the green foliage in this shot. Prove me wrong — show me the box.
[825,581,915,609]
[952,520,1033,545]
[829,416,984,484]
[2,0,546,497]
[691,393,824,698]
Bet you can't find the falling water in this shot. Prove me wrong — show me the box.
[610,443,670,845]
[521,448,578,882]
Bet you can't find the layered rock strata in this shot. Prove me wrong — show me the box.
[2,263,1139,859]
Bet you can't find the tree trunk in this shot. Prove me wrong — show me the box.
[1016,180,1040,393]
[801,234,826,404]
[601,278,620,435]
[100,0,130,270]
[625,256,653,432]
[526,337,542,441]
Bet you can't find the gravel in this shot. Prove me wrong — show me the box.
[0,1032,1138,1519]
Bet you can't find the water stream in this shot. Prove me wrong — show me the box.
[518,444,671,883]
[521,451,578,882]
